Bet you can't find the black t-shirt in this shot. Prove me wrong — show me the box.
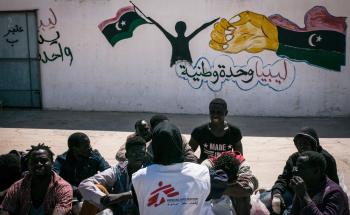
[191,123,242,162]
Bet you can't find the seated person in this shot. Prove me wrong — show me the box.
[290,151,349,215]
[202,151,259,215]
[115,119,152,162]
[79,136,147,215]
[189,98,243,163]
[0,144,72,215]
[0,153,22,204]
[132,121,211,215]
[262,127,339,214]
[53,132,110,201]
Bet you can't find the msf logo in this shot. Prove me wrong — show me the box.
[147,181,179,207]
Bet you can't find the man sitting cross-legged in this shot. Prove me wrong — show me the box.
[53,132,110,203]
[0,144,73,215]
[79,136,148,215]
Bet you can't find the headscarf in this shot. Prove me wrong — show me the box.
[152,121,184,165]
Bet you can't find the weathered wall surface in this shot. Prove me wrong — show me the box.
[1,0,349,116]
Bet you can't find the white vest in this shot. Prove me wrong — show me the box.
[132,162,211,215]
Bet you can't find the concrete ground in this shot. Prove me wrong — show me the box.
[0,109,350,191]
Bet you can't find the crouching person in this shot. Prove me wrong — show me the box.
[0,144,73,215]
[202,151,259,215]
[79,136,147,215]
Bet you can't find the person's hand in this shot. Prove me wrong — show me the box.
[100,192,132,206]
[290,176,308,199]
[271,193,285,214]
[209,11,279,54]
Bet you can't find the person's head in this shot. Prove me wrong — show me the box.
[293,151,327,187]
[68,132,92,158]
[152,121,184,165]
[134,120,152,142]
[293,127,319,153]
[213,153,240,182]
[150,114,169,130]
[209,98,228,125]
[125,136,146,168]
[27,143,54,177]
[175,21,186,35]
[0,153,22,190]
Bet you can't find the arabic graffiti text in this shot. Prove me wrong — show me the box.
[175,55,296,92]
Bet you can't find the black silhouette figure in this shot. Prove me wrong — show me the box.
[147,17,219,67]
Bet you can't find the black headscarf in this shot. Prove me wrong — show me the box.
[151,121,184,165]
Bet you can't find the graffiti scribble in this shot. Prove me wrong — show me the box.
[38,8,74,66]
[3,24,24,47]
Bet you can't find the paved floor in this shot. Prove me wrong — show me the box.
[1,109,350,190]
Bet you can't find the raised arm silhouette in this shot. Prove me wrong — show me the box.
[148,17,219,67]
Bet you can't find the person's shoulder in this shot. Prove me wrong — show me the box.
[53,172,73,189]
[8,177,26,190]
[184,162,209,175]
[55,151,68,161]
[131,166,148,180]
[325,178,346,194]
[288,152,299,159]
[126,133,137,140]
[320,149,336,161]
[192,123,209,133]
[90,149,106,161]
[227,123,241,132]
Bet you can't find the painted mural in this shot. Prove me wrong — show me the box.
[38,8,74,66]
[98,4,346,92]
[210,6,346,71]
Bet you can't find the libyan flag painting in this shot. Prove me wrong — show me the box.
[98,6,148,46]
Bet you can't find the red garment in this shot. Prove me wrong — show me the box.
[0,171,72,214]
[209,151,245,165]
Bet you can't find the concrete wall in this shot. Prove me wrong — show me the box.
[1,0,349,116]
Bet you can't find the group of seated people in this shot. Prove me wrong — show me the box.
[0,98,349,215]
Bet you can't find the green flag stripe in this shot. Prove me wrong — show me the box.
[277,44,345,71]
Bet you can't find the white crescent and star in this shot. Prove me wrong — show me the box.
[308,34,322,47]
[116,20,126,31]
